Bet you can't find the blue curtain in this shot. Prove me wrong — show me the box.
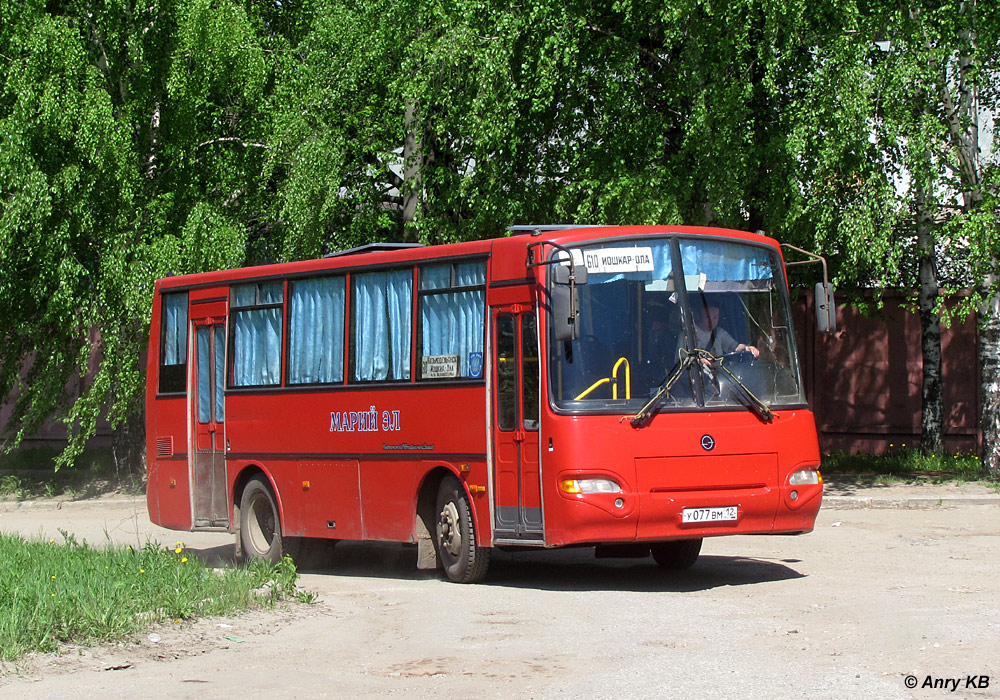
[288,277,346,384]
[420,265,451,290]
[197,327,210,423]
[354,270,412,381]
[232,307,282,386]
[421,263,485,378]
[679,240,774,282]
[214,328,225,421]
[162,293,188,365]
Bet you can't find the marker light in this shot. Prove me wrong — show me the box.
[560,478,622,494]
[789,469,822,486]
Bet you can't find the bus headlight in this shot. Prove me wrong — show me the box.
[560,478,622,494]
[788,469,822,486]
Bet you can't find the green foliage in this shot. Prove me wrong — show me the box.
[822,448,990,485]
[0,531,304,662]
[1,0,999,470]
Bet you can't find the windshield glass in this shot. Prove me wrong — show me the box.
[548,236,805,413]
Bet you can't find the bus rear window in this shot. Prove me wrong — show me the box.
[158,292,188,394]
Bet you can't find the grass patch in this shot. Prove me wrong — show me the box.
[0,531,306,663]
[822,448,996,486]
[0,446,141,500]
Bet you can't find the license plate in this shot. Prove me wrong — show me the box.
[682,506,738,523]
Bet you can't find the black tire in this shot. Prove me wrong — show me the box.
[650,538,702,570]
[435,477,490,583]
[238,476,284,566]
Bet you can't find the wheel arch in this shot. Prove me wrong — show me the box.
[413,464,491,569]
[231,463,282,558]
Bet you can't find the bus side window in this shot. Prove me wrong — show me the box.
[352,269,412,382]
[418,261,486,380]
[159,292,188,394]
[231,282,284,387]
[287,276,346,385]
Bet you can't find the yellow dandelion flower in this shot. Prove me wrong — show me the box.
[174,547,183,554]
[181,557,188,563]
[140,569,145,573]
[51,575,56,579]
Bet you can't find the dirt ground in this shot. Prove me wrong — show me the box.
[1,493,998,700]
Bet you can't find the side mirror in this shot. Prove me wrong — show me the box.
[551,265,588,341]
[552,264,588,285]
[815,282,836,333]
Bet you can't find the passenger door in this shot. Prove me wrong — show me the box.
[190,301,228,529]
[492,306,543,541]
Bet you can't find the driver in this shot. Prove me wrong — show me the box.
[690,299,760,359]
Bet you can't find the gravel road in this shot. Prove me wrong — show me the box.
[1,492,998,700]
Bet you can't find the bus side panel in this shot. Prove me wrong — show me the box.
[292,460,363,540]
[359,459,421,541]
[239,458,364,541]
[224,385,488,543]
[146,396,192,530]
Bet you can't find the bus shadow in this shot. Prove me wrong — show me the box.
[189,544,238,568]
[483,550,805,592]
[184,542,805,592]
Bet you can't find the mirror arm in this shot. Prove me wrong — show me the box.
[781,243,830,288]
[781,243,836,333]
[529,241,581,331]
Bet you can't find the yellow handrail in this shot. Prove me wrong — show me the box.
[573,357,632,401]
[612,357,631,400]
[574,377,611,400]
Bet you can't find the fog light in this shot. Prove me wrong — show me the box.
[614,498,624,508]
[790,490,799,501]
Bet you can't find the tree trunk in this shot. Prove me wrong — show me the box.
[979,279,1000,477]
[401,100,421,236]
[111,407,146,479]
[916,187,943,454]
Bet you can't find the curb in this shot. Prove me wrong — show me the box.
[823,496,1000,509]
[0,495,143,512]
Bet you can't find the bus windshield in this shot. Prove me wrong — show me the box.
[548,236,806,414]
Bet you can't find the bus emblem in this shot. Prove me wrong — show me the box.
[700,434,716,451]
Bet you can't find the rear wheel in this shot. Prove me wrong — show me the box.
[435,477,490,583]
[238,476,284,565]
[650,538,702,569]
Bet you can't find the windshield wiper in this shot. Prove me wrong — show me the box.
[630,349,773,427]
[714,355,773,423]
[630,350,706,427]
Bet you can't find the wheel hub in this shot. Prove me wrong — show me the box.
[438,501,462,557]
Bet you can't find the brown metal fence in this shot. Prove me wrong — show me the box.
[795,289,980,455]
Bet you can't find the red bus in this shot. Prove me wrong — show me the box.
[145,225,828,582]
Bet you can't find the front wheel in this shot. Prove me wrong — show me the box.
[435,477,490,583]
[650,538,702,570]
[238,476,285,566]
